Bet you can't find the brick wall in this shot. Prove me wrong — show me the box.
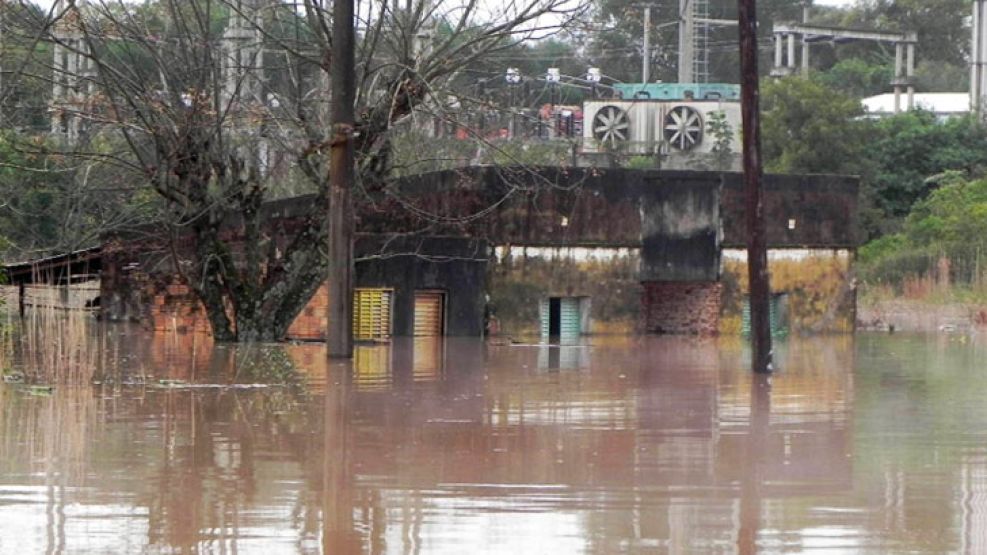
[148,277,213,335]
[285,283,329,340]
[642,281,722,336]
[143,278,329,340]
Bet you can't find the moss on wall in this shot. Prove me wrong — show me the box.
[488,248,642,336]
[721,253,855,335]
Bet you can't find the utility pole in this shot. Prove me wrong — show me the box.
[328,0,356,359]
[642,5,651,83]
[678,0,694,83]
[737,0,772,373]
[974,1,987,118]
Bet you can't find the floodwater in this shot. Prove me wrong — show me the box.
[2,327,987,554]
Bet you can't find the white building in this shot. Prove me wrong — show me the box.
[861,93,970,121]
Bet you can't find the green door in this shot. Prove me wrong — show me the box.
[539,299,550,338]
[741,295,786,337]
[560,297,581,339]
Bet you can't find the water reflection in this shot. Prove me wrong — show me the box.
[4,330,987,552]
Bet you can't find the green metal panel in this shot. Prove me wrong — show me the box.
[741,296,787,337]
[612,83,741,101]
[560,297,581,338]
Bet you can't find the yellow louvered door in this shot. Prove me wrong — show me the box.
[413,291,445,337]
[353,288,392,341]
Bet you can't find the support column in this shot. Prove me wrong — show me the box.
[773,33,783,70]
[974,1,987,117]
[974,1,983,115]
[787,34,795,70]
[801,36,810,77]
[894,42,904,113]
[906,42,916,110]
[18,282,25,319]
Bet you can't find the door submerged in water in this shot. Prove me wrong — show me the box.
[353,289,393,341]
[540,296,588,340]
[414,290,445,336]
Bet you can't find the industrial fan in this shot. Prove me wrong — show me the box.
[591,105,630,149]
[663,105,704,151]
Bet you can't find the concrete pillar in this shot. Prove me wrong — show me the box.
[894,42,903,113]
[906,42,916,111]
[787,34,796,69]
[801,36,810,77]
[974,1,984,114]
[774,33,783,70]
[973,1,987,117]
[678,0,694,83]
[51,43,63,100]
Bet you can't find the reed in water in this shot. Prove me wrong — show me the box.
[4,281,103,385]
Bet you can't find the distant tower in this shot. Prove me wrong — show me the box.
[50,0,95,143]
[973,1,987,118]
[221,0,264,108]
[692,0,710,83]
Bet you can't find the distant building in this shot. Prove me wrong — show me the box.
[861,93,971,121]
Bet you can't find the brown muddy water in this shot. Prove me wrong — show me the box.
[1,325,987,554]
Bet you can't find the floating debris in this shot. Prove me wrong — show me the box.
[2,372,25,384]
[25,385,54,396]
[148,381,279,391]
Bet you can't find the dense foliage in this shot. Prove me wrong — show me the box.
[761,77,987,239]
[860,174,987,288]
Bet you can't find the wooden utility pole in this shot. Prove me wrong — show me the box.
[642,5,651,83]
[737,0,772,373]
[328,0,356,358]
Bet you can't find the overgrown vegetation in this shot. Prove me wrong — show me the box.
[722,255,854,335]
[859,174,987,303]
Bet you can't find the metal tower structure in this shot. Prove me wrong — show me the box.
[221,0,265,108]
[692,0,710,83]
[50,0,95,143]
[678,0,736,84]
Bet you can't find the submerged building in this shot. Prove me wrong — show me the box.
[4,166,860,341]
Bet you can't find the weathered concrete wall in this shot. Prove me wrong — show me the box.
[719,173,859,248]
[488,247,641,336]
[356,237,487,337]
[101,234,487,339]
[720,252,855,335]
[639,178,720,282]
[642,281,722,335]
[360,167,859,249]
[92,166,859,339]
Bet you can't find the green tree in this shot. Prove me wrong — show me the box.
[814,58,893,99]
[870,112,987,222]
[762,77,873,175]
[837,0,970,68]
[860,174,987,286]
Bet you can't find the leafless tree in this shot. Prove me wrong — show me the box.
[12,0,586,341]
